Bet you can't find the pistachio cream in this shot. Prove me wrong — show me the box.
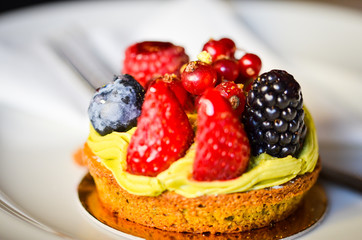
[87,108,318,198]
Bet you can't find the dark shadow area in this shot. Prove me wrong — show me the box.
[1,0,362,14]
[0,0,63,13]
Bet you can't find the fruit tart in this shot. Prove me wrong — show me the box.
[76,38,320,234]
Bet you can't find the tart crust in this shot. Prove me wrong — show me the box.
[85,144,321,234]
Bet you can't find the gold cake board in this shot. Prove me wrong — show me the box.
[78,173,327,240]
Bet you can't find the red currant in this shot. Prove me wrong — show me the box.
[219,38,236,54]
[181,61,217,95]
[215,81,246,117]
[213,58,239,82]
[238,53,262,79]
[202,38,236,61]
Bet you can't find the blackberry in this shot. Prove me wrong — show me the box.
[243,69,307,158]
[88,74,145,136]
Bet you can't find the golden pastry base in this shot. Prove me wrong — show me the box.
[78,173,327,240]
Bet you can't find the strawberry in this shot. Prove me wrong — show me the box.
[126,81,194,177]
[193,89,250,181]
[215,81,246,117]
[154,74,195,113]
[122,41,189,88]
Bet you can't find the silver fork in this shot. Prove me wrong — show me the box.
[0,190,72,239]
[48,29,116,90]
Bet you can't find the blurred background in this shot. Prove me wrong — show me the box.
[0,0,361,239]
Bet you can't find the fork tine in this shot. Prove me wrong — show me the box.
[48,30,116,90]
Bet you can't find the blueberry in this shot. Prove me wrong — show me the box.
[88,74,145,136]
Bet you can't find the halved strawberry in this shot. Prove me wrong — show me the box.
[193,89,250,181]
[154,74,195,113]
[126,81,194,177]
[122,41,189,88]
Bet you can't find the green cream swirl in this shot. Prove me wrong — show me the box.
[87,107,318,198]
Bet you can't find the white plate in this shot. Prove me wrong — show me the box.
[0,1,362,239]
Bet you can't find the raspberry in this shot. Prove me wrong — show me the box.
[243,69,306,157]
[122,41,189,88]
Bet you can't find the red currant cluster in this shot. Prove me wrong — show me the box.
[181,38,262,117]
